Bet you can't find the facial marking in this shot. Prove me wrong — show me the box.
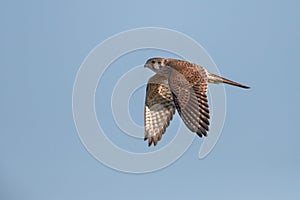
[153,63,160,70]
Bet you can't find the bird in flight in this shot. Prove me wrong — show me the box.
[144,58,250,146]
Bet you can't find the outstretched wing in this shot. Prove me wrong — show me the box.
[144,74,175,146]
[168,64,210,137]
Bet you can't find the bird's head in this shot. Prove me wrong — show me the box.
[144,58,168,73]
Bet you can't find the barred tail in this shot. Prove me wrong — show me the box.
[207,73,250,89]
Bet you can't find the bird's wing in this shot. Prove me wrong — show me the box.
[144,74,176,146]
[168,66,210,137]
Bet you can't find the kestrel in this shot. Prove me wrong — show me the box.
[144,58,250,146]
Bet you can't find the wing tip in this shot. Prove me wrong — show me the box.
[240,85,251,89]
[145,135,161,147]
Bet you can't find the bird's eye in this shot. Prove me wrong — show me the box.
[151,60,155,64]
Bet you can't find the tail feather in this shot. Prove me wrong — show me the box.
[208,73,250,89]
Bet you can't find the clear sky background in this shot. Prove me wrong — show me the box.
[1,0,300,199]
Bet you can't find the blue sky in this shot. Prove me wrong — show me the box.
[1,0,300,199]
